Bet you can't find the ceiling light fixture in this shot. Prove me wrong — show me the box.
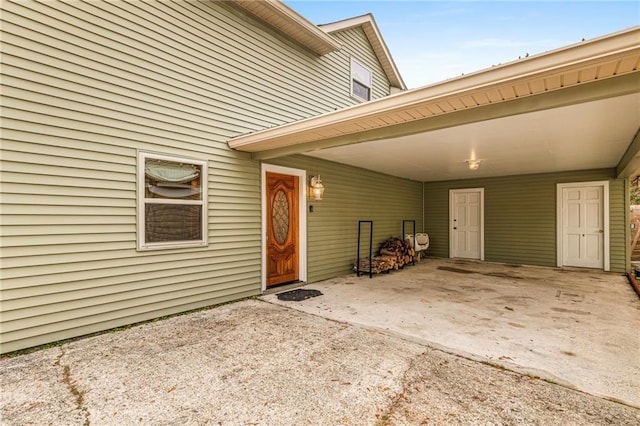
[466,160,481,171]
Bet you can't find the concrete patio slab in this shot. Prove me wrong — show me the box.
[263,258,640,407]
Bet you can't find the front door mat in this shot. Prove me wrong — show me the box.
[276,289,323,301]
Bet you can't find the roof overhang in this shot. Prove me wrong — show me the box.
[231,0,341,56]
[229,26,639,153]
[319,14,406,90]
[228,26,640,182]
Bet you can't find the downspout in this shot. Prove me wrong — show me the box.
[626,177,631,273]
[626,273,640,299]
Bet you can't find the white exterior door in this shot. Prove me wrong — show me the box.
[450,189,484,260]
[560,185,605,269]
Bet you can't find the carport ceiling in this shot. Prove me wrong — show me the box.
[304,93,640,182]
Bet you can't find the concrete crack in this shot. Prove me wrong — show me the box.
[55,348,90,426]
[376,352,421,426]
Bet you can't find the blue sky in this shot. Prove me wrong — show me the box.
[285,1,640,88]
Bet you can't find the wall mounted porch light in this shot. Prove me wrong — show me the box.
[466,159,481,171]
[309,175,325,200]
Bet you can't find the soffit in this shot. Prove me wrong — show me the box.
[231,0,340,55]
[304,92,640,182]
[319,14,406,90]
[228,26,640,156]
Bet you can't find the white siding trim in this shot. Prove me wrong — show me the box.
[556,181,610,271]
[261,163,308,291]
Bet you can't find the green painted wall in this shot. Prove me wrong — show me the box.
[423,169,627,272]
[266,156,423,282]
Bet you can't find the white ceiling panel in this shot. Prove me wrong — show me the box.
[304,93,640,182]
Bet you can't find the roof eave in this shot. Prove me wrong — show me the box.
[231,0,341,56]
[320,14,406,90]
[228,26,640,154]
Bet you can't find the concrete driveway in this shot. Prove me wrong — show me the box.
[1,259,638,425]
[264,258,640,408]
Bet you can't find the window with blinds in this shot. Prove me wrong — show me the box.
[137,152,208,250]
[351,58,372,101]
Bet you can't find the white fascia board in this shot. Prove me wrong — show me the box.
[232,0,341,55]
[320,14,406,90]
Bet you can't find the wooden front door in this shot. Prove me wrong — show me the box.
[266,172,299,287]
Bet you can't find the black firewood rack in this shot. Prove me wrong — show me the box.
[356,220,373,278]
[403,219,416,266]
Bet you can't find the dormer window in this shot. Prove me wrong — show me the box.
[351,58,372,101]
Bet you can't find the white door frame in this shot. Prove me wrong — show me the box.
[449,188,485,260]
[261,164,308,291]
[556,181,609,271]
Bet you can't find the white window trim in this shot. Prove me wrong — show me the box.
[350,57,372,102]
[137,151,208,251]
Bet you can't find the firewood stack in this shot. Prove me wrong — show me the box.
[354,237,416,274]
[354,256,395,274]
[379,237,415,268]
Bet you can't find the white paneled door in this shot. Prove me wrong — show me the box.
[450,188,484,260]
[560,185,605,269]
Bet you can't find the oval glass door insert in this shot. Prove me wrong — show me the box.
[272,190,289,244]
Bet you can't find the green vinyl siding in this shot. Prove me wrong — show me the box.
[328,27,392,101]
[423,169,627,272]
[266,156,423,282]
[609,177,627,272]
[0,0,395,352]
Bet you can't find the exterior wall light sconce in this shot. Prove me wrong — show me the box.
[309,175,325,200]
[466,160,481,171]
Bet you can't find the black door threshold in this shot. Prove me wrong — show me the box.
[263,280,305,295]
